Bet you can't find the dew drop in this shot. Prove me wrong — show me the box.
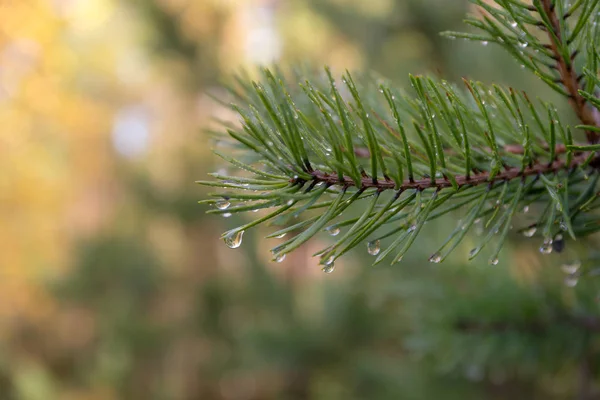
[539,238,553,254]
[561,261,581,274]
[322,263,335,274]
[367,240,381,256]
[287,199,294,206]
[327,226,341,236]
[489,257,499,266]
[224,230,244,249]
[408,224,417,233]
[223,213,232,218]
[552,234,565,253]
[511,21,517,28]
[274,233,287,239]
[215,199,231,210]
[564,275,579,287]
[482,41,488,46]
[519,41,528,48]
[429,253,442,263]
[522,205,529,213]
[275,254,286,263]
[559,220,568,231]
[523,226,537,237]
[469,248,479,258]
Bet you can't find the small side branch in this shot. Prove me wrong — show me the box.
[541,0,600,143]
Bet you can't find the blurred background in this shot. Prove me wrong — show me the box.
[2,0,600,399]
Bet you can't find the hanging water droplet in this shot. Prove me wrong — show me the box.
[322,263,335,274]
[539,238,553,254]
[275,254,286,263]
[408,224,417,233]
[519,41,528,48]
[215,199,231,210]
[522,205,529,213]
[429,253,442,263]
[559,220,568,231]
[510,21,518,28]
[523,226,537,237]
[223,230,244,249]
[561,261,581,274]
[482,41,488,46]
[379,88,384,93]
[564,275,578,287]
[552,234,565,253]
[274,233,286,239]
[223,212,232,218]
[367,240,381,256]
[469,248,479,258]
[489,257,499,266]
[326,226,340,236]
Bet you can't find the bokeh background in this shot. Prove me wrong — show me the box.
[2,0,600,399]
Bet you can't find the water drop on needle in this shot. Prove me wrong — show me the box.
[429,253,442,263]
[327,226,341,236]
[322,263,335,274]
[523,226,537,237]
[215,199,231,210]
[489,257,499,266]
[539,238,553,254]
[274,233,286,239]
[469,248,479,258]
[224,230,244,249]
[223,213,232,218]
[275,254,286,263]
[367,240,380,256]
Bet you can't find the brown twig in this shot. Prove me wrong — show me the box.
[306,152,595,192]
[541,0,600,143]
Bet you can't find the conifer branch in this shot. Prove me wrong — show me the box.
[200,0,600,269]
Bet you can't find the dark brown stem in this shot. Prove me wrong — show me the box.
[541,0,600,143]
[307,152,594,192]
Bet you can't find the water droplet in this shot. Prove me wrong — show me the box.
[511,21,518,28]
[523,226,537,237]
[519,41,528,48]
[489,257,499,266]
[223,213,232,218]
[552,234,565,253]
[224,230,244,249]
[469,248,479,258]
[539,238,553,254]
[482,41,488,46]
[274,233,286,239]
[564,275,578,287]
[559,220,568,231]
[275,254,286,263]
[367,240,381,256]
[408,224,417,233]
[326,226,340,236]
[379,88,384,93]
[287,199,294,206]
[215,200,231,210]
[561,261,581,274]
[322,263,335,274]
[429,253,442,263]
[522,205,529,213]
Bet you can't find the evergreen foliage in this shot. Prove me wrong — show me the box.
[200,0,600,269]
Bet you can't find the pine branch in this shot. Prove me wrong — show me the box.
[200,0,600,270]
